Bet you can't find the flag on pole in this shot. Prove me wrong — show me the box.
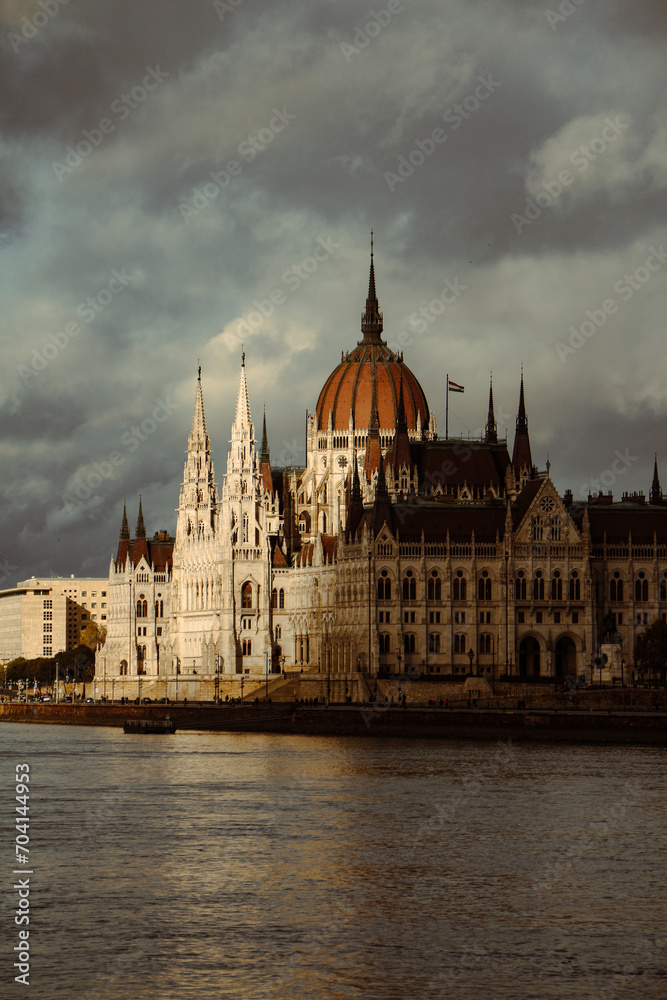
[448,379,465,393]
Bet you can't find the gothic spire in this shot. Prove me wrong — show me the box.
[189,365,208,445]
[260,407,269,462]
[234,351,252,430]
[651,454,662,505]
[119,499,130,541]
[135,496,146,539]
[346,450,364,538]
[361,231,383,341]
[512,367,532,478]
[485,374,497,444]
[364,352,381,477]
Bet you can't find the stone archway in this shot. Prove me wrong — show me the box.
[555,635,577,680]
[518,635,541,678]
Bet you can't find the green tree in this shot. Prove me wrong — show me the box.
[79,622,107,651]
[634,619,667,684]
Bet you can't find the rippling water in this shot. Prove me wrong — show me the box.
[1,723,666,999]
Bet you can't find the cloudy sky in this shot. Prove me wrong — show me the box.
[1,0,666,582]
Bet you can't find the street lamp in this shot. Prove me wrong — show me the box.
[175,656,180,703]
[215,654,221,704]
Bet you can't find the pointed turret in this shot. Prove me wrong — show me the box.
[116,499,131,566]
[361,231,383,342]
[512,368,533,479]
[390,374,411,475]
[346,451,365,538]
[135,496,146,538]
[189,364,208,446]
[651,455,662,505]
[234,351,253,431]
[485,374,497,444]
[364,352,382,478]
[259,407,273,494]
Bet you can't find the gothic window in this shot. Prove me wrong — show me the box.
[404,633,416,653]
[569,572,580,601]
[272,588,278,609]
[480,634,493,654]
[242,514,249,543]
[429,633,441,653]
[533,571,545,600]
[427,572,442,601]
[453,570,467,601]
[550,517,562,541]
[478,571,492,601]
[321,513,327,534]
[275,625,282,640]
[610,572,623,602]
[379,633,391,653]
[660,575,667,602]
[551,571,563,601]
[635,572,649,603]
[402,571,416,601]
[136,598,148,618]
[279,588,285,609]
[515,571,526,600]
[532,516,543,541]
[454,633,467,653]
[242,639,252,656]
[377,570,391,601]
[241,582,253,608]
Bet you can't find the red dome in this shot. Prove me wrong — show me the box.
[316,240,430,433]
[316,341,429,432]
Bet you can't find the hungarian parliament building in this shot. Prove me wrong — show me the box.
[96,247,667,692]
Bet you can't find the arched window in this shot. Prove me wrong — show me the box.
[241,582,253,608]
[242,639,252,656]
[533,571,544,601]
[515,572,526,600]
[454,634,467,653]
[478,571,492,601]
[136,598,148,618]
[453,571,466,601]
[404,633,416,653]
[298,511,310,533]
[377,570,391,601]
[635,572,649,603]
[427,572,442,601]
[271,588,278,609]
[321,512,327,534]
[402,571,416,601]
[242,514,249,543]
[480,634,493,654]
[279,588,285,609]
[379,633,391,653]
[610,572,623,602]
[551,571,562,601]
[569,572,580,601]
[429,633,441,653]
[533,516,543,541]
[661,575,667,602]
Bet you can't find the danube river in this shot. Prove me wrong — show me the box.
[1,723,666,999]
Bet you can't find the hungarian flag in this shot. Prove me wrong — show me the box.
[448,379,465,393]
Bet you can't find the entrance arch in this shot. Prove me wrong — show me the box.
[518,635,541,678]
[555,635,577,680]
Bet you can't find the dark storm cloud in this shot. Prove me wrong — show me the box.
[0,0,665,579]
